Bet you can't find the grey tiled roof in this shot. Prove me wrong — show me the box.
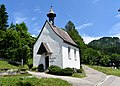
[48,22,78,47]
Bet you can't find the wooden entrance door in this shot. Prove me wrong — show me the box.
[45,56,49,69]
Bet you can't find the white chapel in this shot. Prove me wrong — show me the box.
[33,6,80,69]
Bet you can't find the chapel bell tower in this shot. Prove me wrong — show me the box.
[47,6,56,25]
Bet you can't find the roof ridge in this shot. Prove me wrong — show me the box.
[53,25,68,35]
[53,26,77,45]
[47,21,78,47]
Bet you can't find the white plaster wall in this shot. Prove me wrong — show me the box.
[33,21,63,68]
[62,43,80,69]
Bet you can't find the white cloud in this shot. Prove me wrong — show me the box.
[34,8,41,13]
[81,21,120,44]
[110,34,120,38]
[76,22,94,30]
[115,14,120,18]
[82,33,120,44]
[82,34,101,44]
[31,34,37,37]
[105,22,120,40]
[31,17,36,21]
[31,23,40,32]
[13,12,27,24]
[34,8,40,12]
[33,28,41,33]
[15,17,27,24]
[33,23,38,26]
[111,22,120,34]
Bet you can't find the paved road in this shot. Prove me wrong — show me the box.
[96,75,120,86]
[28,71,94,86]
[28,65,120,86]
[82,65,120,86]
[82,65,107,85]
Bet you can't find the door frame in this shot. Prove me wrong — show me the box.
[45,56,49,69]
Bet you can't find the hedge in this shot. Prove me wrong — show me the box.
[47,65,74,76]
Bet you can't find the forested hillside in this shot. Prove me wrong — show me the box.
[88,37,120,68]
[88,37,120,54]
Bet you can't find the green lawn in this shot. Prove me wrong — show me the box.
[0,76,71,86]
[0,60,18,69]
[88,65,120,77]
[72,67,86,78]
[72,73,86,78]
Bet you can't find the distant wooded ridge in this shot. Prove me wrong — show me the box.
[88,37,120,54]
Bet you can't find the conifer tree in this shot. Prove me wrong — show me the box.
[65,21,85,48]
[0,4,8,30]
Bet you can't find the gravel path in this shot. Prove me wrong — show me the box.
[96,75,120,86]
[82,65,120,86]
[82,65,107,85]
[27,65,110,86]
[27,65,120,86]
[28,71,93,86]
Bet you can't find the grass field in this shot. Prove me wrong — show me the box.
[0,60,71,86]
[72,67,86,78]
[0,76,71,86]
[0,60,18,69]
[88,65,120,77]
[72,73,86,78]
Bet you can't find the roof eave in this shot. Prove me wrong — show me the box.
[64,40,80,48]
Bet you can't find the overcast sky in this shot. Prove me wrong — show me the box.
[1,0,120,44]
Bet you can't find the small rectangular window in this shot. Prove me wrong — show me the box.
[74,49,77,61]
[68,47,71,59]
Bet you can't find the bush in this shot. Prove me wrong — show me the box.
[38,64,44,72]
[62,67,73,76]
[48,65,62,75]
[32,67,37,71]
[27,64,33,70]
[19,65,29,69]
[47,65,74,76]
[76,69,82,73]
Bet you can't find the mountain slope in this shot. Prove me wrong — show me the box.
[88,37,120,54]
